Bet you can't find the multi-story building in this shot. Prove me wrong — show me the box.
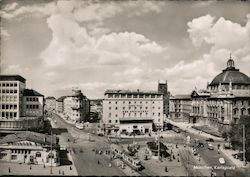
[44,96,56,113]
[169,94,192,122]
[158,81,171,117]
[56,96,66,113]
[103,90,164,135]
[0,131,59,166]
[63,88,90,124]
[0,75,44,132]
[189,56,250,132]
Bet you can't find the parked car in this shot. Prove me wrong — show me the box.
[219,157,225,164]
[208,143,214,150]
[206,138,214,142]
[224,143,231,149]
[232,153,244,161]
[196,142,205,148]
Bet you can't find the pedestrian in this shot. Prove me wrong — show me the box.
[165,166,168,172]
[70,166,72,170]
[98,160,100,164]
[8,167,11,173]
[224,171,226,177]
[109,163,112,167]
[30,166,32,170]
[62,171,65,175]
[59,170,61,174]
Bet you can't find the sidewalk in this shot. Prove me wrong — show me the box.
[166,119,223,141]
[48,117,78,175]
[220,148,250,169]
[0,162,77,176]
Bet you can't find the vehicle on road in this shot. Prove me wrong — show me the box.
[219,157,225,164]
[208,143,214,150]
[193,148,198,156]
[223,142,231,149]
[75,122,84,130]
[110,144,143,171]
[206,138,214,142]
[172,126,181,133]
[232,153,244,161]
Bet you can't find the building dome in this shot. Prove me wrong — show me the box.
[209,57,250,86]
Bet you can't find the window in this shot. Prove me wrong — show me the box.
[0,153,7,159]
[123,107,125,110]
[26,105,29,109]
[145,107,148,110]
[109,107,111,110]
[14,83,17,87]
[36,152,41,157]
[115,120,118,123]
[153,113,155,116]
[129,101,131,104]
[151,95,155,98]
[109,120,111,123]
[115,114,118,117]
[11,155,17,160]
[115,101,118,104]
[115,107,118,110]
[108,113,111,117]
[109,101,111,104]
[158,113,161,117]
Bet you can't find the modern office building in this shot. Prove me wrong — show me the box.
[0,131,59,166]
[169,94,192,121]
[103,89,164,135]
[0,75,44,132]
[63,88,90,124]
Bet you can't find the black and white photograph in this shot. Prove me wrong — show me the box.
[0,0,250,176]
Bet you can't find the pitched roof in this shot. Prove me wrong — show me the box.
[0,131,58,146]
[45,96,56,100]
[23,89,44,97]
[56,96,67,102]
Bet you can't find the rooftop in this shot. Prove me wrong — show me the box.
[45,96,56,100]
[171,94,191,100]
[0,131,58,146]
[0,75,26,83]
[105,89,162,95]
[56,96,67,102]
[23,89,44,97]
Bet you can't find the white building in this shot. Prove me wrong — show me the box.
[103,90,164,135]
[63,89,90,124]
[0,75,44,132]
[0,131,59,166]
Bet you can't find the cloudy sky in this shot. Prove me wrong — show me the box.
[1,0,250,99]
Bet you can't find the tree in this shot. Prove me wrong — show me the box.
[228,115,250,161]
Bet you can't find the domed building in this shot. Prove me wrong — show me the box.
[190,56,250,133]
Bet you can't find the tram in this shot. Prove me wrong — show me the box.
[110,144,142,171]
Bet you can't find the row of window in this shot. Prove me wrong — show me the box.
[107,118,161,123]
[0,95,18,102]
[26,104,39,109]
[108,112,161,117]
[11,149,31,154]
[0,89,18,94]
[1,112,17,118]
[26,97,39,102]
[108,106,162,110]
[0,83,18,87]
[108,101,161,104]
[107,94,162,99]
[0,104,17,109]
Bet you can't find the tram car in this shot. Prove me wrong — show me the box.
[110,144,142,171]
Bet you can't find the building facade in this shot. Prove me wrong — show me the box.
[103,90,164,135]
[158,81,171,117]
[189,57,250,132]
[56,96,66,114]
[45,97,56,113]
[63,88,90,124]
[0,131,59,166]
[169,95,192,122]
[0,75,44,132]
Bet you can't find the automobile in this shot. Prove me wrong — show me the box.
[196,142,205,148]
[224,143,231,149]
[193,149,198,156]
[232,153,244,161]
[219,157,225,164]
[206,138,214,142]
[208,143,214,150]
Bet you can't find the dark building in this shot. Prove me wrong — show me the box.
[158,81,171,117]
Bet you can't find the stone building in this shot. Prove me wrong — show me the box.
[44,96,56,113]
[103,89,164,135]
[56,96,66,114]
[158,81,171,117]
[169,94,192,122]
[0,131,59,166]
[63,88,90,124]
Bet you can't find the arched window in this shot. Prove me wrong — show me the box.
[36,152,41,157]
[48,152,54,158]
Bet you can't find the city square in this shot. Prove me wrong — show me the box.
[1,0,250,176]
